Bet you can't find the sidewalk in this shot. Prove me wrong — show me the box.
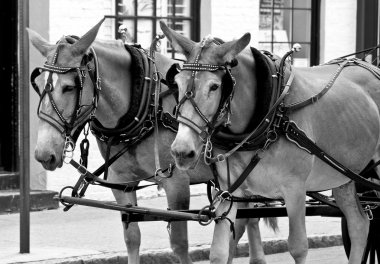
[0,193,343,264]
[3,134,343,263]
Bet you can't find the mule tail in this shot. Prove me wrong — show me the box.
[263,217,279,233]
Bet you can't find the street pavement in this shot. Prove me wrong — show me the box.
[0,193,343,263]
[1,133,344,263]
[196,246,347,264]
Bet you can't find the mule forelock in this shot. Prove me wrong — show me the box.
[201,35,217,48]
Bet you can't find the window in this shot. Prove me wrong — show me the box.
[258,0,320,66]
[356,0,379,65]
[106,0,200,59]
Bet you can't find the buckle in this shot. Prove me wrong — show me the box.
[282,119,292,133]
[217,190,232,202]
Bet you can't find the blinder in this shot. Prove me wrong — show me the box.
[165,63,181,90]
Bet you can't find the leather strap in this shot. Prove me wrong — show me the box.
[282,120,380,192]
[227,154,260,194]
[285,60,349,112]
[208,71,294,163]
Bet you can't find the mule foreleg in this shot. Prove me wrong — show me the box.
[227,217,248,264]
[164,176,192,264]
[227,202,267,264]
[246,218,267,264]
[111,187,141,264]
[333,181,369,264]
[283,187,308,264]
[210,201,238,264]
[122,221,141,263]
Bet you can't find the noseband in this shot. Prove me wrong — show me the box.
[174,38,238,142]
[30,38,101,157]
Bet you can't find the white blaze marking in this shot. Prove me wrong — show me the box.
[43,72,59,107]
[176,124,194,145]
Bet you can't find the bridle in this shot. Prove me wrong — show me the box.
[174,38,238,142]
[30,38,101,159]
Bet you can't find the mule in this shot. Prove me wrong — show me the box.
[161,21,380,264]
[27,19,276,264]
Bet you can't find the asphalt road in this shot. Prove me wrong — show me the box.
[196,246,348,264]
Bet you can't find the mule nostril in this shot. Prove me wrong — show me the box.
[187,150,195,159]
[170,149,178,158]
[35,149,56,164]
[50,154,56,164]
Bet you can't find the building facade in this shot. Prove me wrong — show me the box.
[1,0,379,194]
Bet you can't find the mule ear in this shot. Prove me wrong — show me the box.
[216,33,251,62]
[26,28,55,57]
[71,17,105,55]
[159,21,195,57]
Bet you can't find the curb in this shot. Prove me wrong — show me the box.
[19,235,342,264]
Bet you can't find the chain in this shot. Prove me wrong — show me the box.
[204,136,213,165]
[363,204,378,221]
[63,136,75,163]
[80,123,90,168]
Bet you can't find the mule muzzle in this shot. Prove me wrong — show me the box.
[35,149,62,171]
[170,143,201,170]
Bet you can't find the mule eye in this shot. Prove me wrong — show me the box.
[62,86,75,93]
[210,84,220,91]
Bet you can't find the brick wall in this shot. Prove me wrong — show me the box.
[49,0,115,42]
[321,0,357,63]
[210,0,260,46]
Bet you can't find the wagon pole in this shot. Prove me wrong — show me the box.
[57,196,211,223]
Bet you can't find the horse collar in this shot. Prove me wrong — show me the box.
[90,44,156,145]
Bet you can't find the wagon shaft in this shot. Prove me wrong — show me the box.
[57,196,210,222]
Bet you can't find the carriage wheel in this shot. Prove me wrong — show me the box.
[341,217,380,263]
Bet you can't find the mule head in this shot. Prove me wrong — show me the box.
[160,21,250,170]
[28,18,104,170]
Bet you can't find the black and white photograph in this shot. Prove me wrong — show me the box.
[0,0,379,263]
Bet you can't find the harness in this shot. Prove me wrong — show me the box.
[174,38,238,142]
[30,37,101,159]
[31,37,184,211]
[173,39,380,229]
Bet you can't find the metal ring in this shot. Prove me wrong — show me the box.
[45,82,53,92]
[153,71,159,82]
[218,190,232,201]
[216,154,225,163]
[185,91,193,98]
[62,136,75,163]
[198,205,213,226]
[58,186,77,207]
[267,130,278,141]
[155,168,163,176]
